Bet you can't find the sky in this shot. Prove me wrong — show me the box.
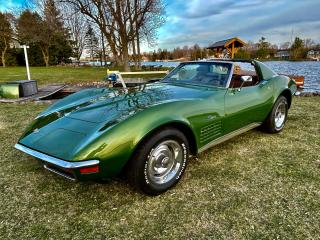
[1,0,320,51]
[0,0,27,11]
[154,0,320,51]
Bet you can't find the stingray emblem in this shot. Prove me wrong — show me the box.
[33,128,40,133]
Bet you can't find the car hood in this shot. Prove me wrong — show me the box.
[18,82,218,160]
[40,82,215,123]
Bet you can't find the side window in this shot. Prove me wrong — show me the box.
[229,62,260,88]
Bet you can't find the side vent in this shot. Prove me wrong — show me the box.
[200,120,222,143]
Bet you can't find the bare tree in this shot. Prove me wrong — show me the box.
[0,12,13,67]
[59,0,165,71]
[134,0,165,68]
[304,38,315,50]
[58,3,87,61]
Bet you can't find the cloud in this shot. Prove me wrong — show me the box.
[180,0,277,19]
[151,0,320,50]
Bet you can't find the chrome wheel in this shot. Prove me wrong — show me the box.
[147,140,183,185]
[274,101,286,129]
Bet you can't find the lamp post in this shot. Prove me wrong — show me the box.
[19,45,30,80]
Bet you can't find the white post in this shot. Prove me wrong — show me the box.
[20,45,30,80]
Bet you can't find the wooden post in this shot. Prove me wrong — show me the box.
[231,41,235,59]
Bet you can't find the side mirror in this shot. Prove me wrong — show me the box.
[238,76,253,91]
[240,75,253,82]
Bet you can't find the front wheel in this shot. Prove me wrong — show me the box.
[262,95,288,133]
[125,128,189,195]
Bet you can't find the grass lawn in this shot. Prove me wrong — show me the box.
[0,66,167,86]
[0,96,319,239]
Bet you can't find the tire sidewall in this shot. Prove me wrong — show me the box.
[271,96,288,132]
[137,129,189,194]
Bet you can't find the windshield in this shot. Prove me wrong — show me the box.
[163,62,232,87]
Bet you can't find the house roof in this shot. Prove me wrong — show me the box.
[208,37,246,50]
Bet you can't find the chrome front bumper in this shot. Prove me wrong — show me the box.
[15,143,99,180]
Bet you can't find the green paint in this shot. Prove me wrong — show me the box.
[17,60,297,181]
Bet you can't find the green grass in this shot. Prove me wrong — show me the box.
[0,97,319,239]
[0,66,166,86]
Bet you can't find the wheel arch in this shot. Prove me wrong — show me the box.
[279,89,292,109]
[134,121,198,157]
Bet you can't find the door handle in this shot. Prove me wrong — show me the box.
[260,81,271,89]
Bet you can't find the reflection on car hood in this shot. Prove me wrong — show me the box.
[40,82,215,123]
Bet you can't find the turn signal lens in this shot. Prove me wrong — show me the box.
[79,165,99,174]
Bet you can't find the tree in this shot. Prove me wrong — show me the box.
[192,44,202,60]
[290,37,306,59]
[130,0,165,68]
[304,38,315,50]
[234,48,251,59]
[84,24,99,60]
[60,0,165,71]
[0,13,13,67]
[59,3,87,61]
[42,0,71,66]
[256,37,271,59]
[17,10,51,66]
[17,1,71,67]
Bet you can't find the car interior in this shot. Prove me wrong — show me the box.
[229,64,260,88]
[192,64,229,87]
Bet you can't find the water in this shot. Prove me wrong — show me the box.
[140,61,320,92]
[140,61,180,68]
[264,61,320,92]
[88,61,112,66]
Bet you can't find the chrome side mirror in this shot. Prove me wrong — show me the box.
[241,76,253,82]
[238,76,253,91]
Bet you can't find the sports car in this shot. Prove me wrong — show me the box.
[15,60,297,195]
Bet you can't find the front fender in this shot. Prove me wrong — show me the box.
[72,100,199,178]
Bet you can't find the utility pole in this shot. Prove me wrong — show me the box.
[20,45,30,80]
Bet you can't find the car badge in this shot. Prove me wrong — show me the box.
[33,128,40,133]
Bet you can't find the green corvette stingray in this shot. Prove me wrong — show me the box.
[15,60,297,195]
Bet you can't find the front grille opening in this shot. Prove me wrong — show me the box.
[44,164,76,181]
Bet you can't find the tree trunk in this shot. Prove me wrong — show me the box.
[136,30,141,69]
[101,33,106,67]
[41,47,50,67]
[122,42,130,72]
[1,38,8,67]
[127,0,137,69]
[1,51,5,67]
[132,38,137,69]
[100,27,120,66]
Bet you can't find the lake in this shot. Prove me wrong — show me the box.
[141,61,320,92]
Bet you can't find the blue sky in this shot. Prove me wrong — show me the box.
[1,0,319,51]
[0,0,27,11]
[155,0,320,51]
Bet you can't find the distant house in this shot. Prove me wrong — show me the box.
[207,37,246,59]
[307,50,320,59]
[275,50,290,59]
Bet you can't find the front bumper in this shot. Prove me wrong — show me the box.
[15,143,100,181]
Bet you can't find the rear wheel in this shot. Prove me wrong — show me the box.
[262,95,288,133]
[126,128,189,195]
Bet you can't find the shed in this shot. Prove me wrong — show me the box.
[207,37,246,59]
